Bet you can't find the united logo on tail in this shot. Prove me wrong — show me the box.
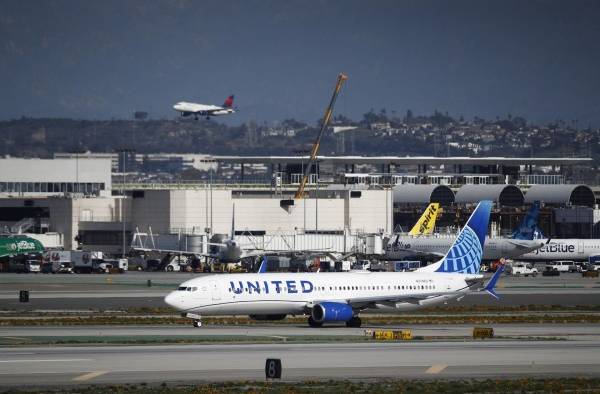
[435,201,492,274]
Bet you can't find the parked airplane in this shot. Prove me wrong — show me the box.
[384,203,545,261]
[517,228,600,262]
[0,235,44,258]
[165,201,505,328]
[173,95,235,120]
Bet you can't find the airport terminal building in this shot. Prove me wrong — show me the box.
[0,155,598,255]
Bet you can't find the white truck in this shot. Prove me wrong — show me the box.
[24,260,41,273]
[508,262,538,277]
[42,251,103,273]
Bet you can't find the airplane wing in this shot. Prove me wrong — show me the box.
[505,240,545,251]
[309,278,483,310]
[308,291,451,311]
[387,247,444,260]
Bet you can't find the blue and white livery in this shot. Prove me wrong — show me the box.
[165,201,502,328]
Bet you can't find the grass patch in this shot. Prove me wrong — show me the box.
[2,312,600,326]
[3,378,600,393]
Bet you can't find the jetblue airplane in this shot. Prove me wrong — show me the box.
[165,201,503,328]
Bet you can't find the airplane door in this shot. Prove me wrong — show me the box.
[578,241,584,254]
[209,280,221,301]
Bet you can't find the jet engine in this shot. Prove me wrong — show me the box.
[311,302,353,323]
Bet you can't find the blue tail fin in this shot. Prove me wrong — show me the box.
[258,256,267,273]
[433,200,492,274]
[512,201,540,240]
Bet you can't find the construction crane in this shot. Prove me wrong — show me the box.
[294,73,348,199]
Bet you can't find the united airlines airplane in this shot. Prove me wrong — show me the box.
[165,201,503,328]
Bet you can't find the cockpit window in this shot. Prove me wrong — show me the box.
[178,286,187,291]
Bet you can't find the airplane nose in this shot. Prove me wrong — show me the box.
[164,291,182,310]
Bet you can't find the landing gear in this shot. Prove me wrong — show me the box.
[186,313,202,328]
[307,316,323,328]
[345,316,362,328]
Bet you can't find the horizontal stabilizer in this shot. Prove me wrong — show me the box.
[484,264,505,300]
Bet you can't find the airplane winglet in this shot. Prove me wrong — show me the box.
[258,256,267,273]
[484,264,505,300]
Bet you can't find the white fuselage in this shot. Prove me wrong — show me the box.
[164,271,474,316]
[518,239,600,261]
[385,235,544,261]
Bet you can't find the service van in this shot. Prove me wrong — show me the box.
[546,261,573,273]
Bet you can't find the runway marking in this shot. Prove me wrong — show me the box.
[269,336,288,341]
[425,364,447,374]
[0,359,91,363]
[73,371,107,382]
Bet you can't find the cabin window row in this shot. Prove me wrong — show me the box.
[227,284,436,293]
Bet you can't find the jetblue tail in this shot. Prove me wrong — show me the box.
[512,201,541,240]
[223,95,234,108]
[419,200,492,274]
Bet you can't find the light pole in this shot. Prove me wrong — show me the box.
[117,148,135,258]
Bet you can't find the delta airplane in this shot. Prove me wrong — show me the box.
[173,95,235,120]
[165,201,505,328]
[385,202,545,261]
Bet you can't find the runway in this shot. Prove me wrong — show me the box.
[1,340,600,387]
[2,271,600,310]
[2,323,599,340]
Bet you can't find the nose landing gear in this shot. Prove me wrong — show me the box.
[185,313,203,328]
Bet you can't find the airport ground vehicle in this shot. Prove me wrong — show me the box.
[542,266,560,276]
[4,259,41,273]
[43,251,92,273]
[58,262,74,274]
[24,260,40,273]
[508,262,538,276]
[334,260,351,272]
[568,262,586,273]
[98,259,128,273]
[545,261,573,273]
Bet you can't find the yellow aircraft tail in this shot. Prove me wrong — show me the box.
[408,203,441,236]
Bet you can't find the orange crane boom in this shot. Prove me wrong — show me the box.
[294,73,348,199]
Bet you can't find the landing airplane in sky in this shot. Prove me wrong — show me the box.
[173,95,235,120]
[165,201,505,328]
[384,202,544,261]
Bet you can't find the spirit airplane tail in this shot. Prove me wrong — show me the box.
[408,203,440,236]
[418,200,492,274]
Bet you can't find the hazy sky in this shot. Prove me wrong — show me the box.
[1,0,599,126]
